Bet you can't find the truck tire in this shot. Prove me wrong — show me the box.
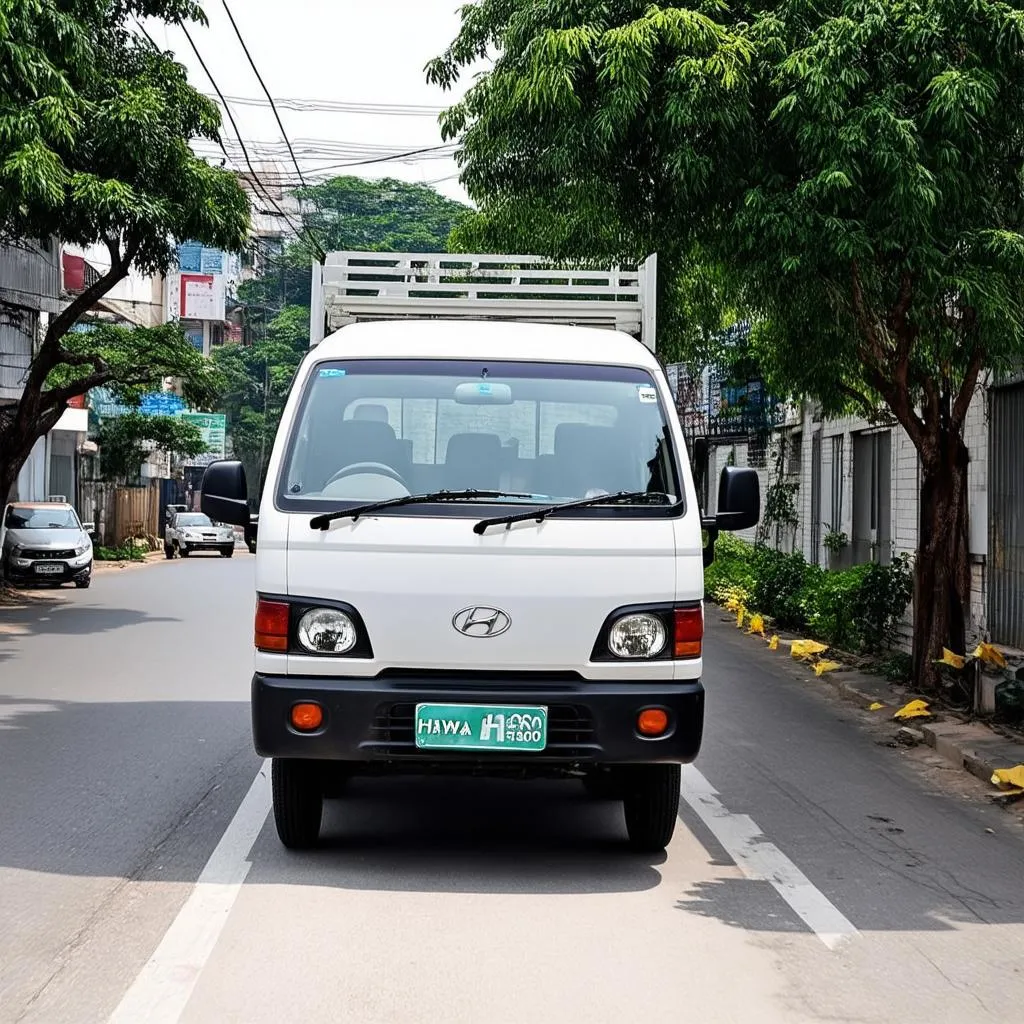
[179,545,190,557]
[221,546,234,558]
[272,758,323,849]
[622,764,680,852]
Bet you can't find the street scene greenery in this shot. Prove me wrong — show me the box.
[706,534,914,656]
[96,410,207,485]
[431,0,1024,691]
[0,0,249,503]
[217,177,472,499]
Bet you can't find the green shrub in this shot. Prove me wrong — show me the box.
[801,564,869,650]
[751,546,813,629]
[94,540,146,562]
[704,536,914,654]
[704,533,756,599]
[852,554,914,650]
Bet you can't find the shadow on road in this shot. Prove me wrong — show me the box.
[2,689,1024,918]
[0,697,664,897]
[249,775,667,895]
[0,604,179,639]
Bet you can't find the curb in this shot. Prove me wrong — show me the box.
[715,609,1022,801]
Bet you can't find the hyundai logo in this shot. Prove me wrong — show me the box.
[452,606,511,638]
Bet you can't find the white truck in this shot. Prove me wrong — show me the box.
[201,252,759,852]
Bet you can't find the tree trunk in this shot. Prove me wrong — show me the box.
[0,401,67,505]
[911,432,971,692]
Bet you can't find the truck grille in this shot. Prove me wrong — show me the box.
[21,549,75,560]
[369,702,597,757]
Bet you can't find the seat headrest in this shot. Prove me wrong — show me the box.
[353,404,390,423]
[445,432,503,462]
[336,418,399,455]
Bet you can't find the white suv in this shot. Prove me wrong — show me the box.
[164,511,235,558]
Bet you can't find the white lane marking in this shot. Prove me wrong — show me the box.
[109,760,272,1024]
[681,765,859,950]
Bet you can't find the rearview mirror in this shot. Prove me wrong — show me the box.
[200,460,250,528]
[716,466,760,532]
[454,381,513,405]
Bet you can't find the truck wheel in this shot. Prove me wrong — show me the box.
[221,546,234,558]
[179,545,190,557]
[622,764,681,852]
[582,767,623,800]
[272,758,323,849]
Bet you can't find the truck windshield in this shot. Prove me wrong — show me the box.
[277,359,682,514]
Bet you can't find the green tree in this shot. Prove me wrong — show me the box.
[212,305,308,498]
[239,177,474,341]
[0,1,249,503]
[430,1,1024,690]
[223,177,472,498]
[97,410,207,484]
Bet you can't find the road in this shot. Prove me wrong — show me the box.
[2,555,1024,1023]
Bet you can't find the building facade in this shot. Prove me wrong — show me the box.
[670,360,1021,653]
[1,240,89,505]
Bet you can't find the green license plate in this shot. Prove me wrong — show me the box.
[414,704,548,751]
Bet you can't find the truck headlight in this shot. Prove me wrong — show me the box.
[297,608,357,655]
[608,613,667,659]
[74,543,90,556]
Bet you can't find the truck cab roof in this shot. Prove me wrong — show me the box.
[313,319,661,371]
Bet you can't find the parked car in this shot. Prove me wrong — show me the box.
[164,511,235,559]
[1,501,94,588]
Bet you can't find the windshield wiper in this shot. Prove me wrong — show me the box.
[473,491,674,535]
[310,490,538,531]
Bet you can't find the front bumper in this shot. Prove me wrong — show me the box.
[252,672,704,767]
[180,539,234,550]
[4,557,92,584]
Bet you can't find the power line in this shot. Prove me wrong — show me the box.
[219,0,307,191]
[206,94,445,117]
[207,143,461,187]
[177,21,324,259]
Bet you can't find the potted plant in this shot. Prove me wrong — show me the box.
[823,523,849,570]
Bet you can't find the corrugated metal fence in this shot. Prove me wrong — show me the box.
[79,481,162,547]
[989,382,1024,649]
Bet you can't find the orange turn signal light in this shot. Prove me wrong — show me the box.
[290,703,323,732]
[637,708,669,736]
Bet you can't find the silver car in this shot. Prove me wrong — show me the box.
[1,502,94,588]
[164,511,236,558]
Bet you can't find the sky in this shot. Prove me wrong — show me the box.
[151,1,480,205]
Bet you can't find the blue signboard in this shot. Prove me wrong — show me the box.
[200,248,224,274]
[177,242,202,272]
[139,392,186,416]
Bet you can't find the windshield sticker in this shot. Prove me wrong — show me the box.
[637,386,658,403]
[318,368,346,378]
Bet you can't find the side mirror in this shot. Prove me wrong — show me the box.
[716,466,760,531]
[200,460,250,528]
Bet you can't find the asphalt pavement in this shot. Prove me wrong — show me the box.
[2,556,1023,1023]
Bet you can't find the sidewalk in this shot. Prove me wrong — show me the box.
[709,607,1024,801]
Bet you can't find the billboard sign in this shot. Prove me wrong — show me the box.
[178,273,225,321]
[178,412,226,459]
